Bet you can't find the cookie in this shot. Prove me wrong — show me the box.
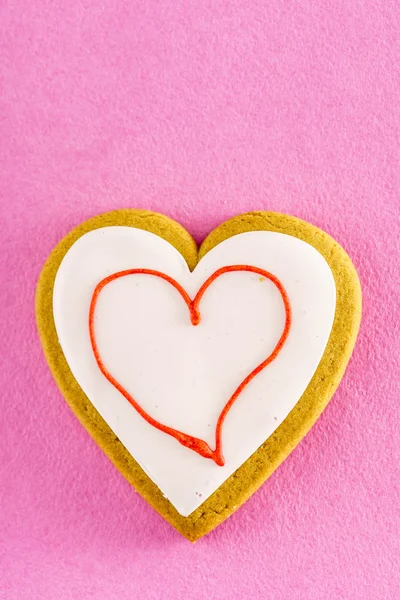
[36,210,361,541]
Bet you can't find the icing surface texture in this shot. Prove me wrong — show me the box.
[53,227,336,516]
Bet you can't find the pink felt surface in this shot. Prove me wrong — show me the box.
[1,1,399,598]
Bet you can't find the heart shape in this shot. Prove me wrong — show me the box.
[36,210,361,540]
[52,223,337,516]
[89,265,292,467]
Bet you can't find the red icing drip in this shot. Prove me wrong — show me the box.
[89,265,292,466]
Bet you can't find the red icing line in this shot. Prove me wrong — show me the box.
[89,266,292,467]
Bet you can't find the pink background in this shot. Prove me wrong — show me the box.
[1,1,400,598]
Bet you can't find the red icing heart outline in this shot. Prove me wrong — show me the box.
[89,265,291,466]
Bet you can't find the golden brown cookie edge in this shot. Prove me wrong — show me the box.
[35,209,362,542]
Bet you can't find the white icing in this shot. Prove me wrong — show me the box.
[53,227,336,516]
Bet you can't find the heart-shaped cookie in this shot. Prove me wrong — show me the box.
[36,210,361,540]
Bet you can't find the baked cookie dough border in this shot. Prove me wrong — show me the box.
[35,210,362,541]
